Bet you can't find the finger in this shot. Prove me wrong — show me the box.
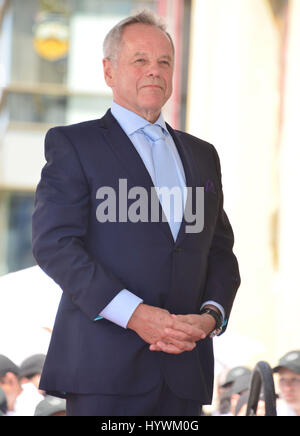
[168,324,206,341]
[155,341,185,355]
[149,342,175,353]
[174,318,208,338]
[163,327,193,342]
[170,315,208,340]
[162,338,196,352]
[156,340,196,354]
[150,339,196,354]
[149,344,162,352]
[171,314,193,324]
[169,319,198,337]
[173,339,197,351]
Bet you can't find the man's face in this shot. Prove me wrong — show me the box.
[278,368,300,408]
[103,23,174,123]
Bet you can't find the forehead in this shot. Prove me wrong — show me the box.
[278,368,300,377]
[120,23,174,57]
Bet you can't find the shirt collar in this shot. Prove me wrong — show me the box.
[111,101,169,136]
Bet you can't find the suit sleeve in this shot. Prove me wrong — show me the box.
[202,146,241,330]
[32,127,126,321]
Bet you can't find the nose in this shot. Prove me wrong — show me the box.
[146,61,161,78]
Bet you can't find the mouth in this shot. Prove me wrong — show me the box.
[284,395,295,402]
[141,85,163,90]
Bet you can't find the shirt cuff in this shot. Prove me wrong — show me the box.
[95,289,143,328]
[200,300,226,324]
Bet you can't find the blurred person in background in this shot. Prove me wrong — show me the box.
[0,387,7,416]
[34,395,66,416]
[229,370,252,415]
[211,369,232,416]
[19,353,46,395]
[235,391,249,416]
[0,355,22,415]
[13,355,45,415]
[234,391,266,416]
[273,350,300,416]
[215,366,251,416]
[230,373,251,416]
[0,354,45,416]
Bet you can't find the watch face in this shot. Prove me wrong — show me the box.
[209,327,222,339]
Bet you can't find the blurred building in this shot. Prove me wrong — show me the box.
[187,0,299,367]
[0,0,299,372]
[0,0,191,274]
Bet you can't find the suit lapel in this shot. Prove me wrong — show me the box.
[166,124,201,245]
[166,123,198,191]
[99,110,174,244]
[99,111,202,245]
[100,110,154,190]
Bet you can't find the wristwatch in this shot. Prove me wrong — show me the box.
[199,307,223,338]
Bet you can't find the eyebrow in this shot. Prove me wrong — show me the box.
[133,52,173,61]
[133,51,147,57]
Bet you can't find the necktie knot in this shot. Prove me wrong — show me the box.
[143,124,165,143]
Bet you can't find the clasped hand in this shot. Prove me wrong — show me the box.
[127,304,216,355]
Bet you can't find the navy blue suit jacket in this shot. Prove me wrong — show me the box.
[32,109,240,403]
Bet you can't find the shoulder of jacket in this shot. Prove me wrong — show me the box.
[173,129,218,154]
[48,118,102,135]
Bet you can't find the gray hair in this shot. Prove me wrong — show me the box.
[103,10,174,63]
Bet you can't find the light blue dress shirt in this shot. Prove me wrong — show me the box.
[96,102,225,327]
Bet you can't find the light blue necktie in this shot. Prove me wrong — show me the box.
[143,124,183,241]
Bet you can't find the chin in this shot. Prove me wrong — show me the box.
[140,97,166,112]
[139,89,168,104]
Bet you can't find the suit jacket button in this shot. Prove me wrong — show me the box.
[174,247,182,253]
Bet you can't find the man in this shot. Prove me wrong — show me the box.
[19,354,45,393]
[34,395,66,416]
[0,354,44,416]
[0,387,7,416]
[0,355,21,415]
[273,350,300,416]
[216,366,251,416]
[32,11,240,416]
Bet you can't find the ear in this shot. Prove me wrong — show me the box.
[103,58,115,88]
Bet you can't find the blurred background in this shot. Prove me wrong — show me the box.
[0,0,299,389]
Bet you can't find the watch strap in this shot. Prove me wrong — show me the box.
[199,307,223,332]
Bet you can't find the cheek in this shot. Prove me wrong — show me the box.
[126,71,143,92]
[164,72,173,92]
[114,81,136,101]
[167,79,173,94]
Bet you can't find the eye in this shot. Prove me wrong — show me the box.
[159,60,171,66]
[135,58,146,63]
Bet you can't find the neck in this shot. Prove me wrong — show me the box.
[295,405,300,416]
[113,100,161,124]
[141,110,160,124]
